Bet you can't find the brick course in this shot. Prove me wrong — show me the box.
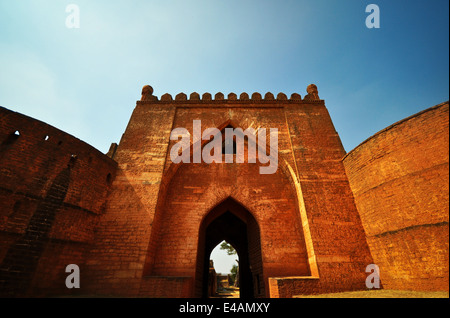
[0,88,447,297]
[0,106,117,296]
[343,102,449,292]
[82,87,374,297]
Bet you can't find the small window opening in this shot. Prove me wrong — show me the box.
[222,125,237,155]
[106,173,112,185]
[11,201,21,216]
[13,201,21,212]
[2,131,20,147]
[68,154,78,168]
[222,138,237,155]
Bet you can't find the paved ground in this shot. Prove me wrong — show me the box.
[295,290,449,298]
[213,287,240,298]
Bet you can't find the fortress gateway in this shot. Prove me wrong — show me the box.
[0,84,448,297]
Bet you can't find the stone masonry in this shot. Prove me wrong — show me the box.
[0,85,447,297]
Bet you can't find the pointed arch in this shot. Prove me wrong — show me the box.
[194,197,264,298]
[142,118,314,296]
[162,118,285,187]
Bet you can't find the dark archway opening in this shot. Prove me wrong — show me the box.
[195,198,264,298]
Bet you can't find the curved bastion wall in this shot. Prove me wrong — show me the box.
[343,102,449,291]
[0,106,117,296]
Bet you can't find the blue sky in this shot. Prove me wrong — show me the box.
[0,0,448,155]
[0,0,448,274]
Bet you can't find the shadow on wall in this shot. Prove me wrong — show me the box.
[0,106,117,297]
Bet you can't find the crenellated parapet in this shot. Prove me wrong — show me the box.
[139,84,323,104]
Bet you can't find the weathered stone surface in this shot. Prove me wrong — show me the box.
[343,102,449,292]
[141,85,158,101]
[0,84,447,298]
[303,84,320,101]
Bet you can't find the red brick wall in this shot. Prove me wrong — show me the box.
[2,92,447,297]
[0,106,117,296]
[82,102,177,296]
[151,162,309,295]
[84,89,373,297]
[139,276,193,298]
[0,87,379,298]
[282,103,374,296]
[343,102,449,291]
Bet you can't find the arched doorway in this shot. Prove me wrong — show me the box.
[195,198,264,298]
[209,241,239,298]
